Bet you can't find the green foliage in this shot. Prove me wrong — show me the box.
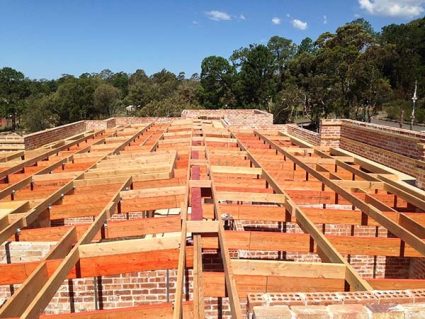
[94,83,120,117]
[200,56,235,108]
[22,94,59,132]
[238,45,276,108]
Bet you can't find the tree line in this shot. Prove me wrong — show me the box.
[0,17,423,132]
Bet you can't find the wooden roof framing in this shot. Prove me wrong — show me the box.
[0,119,424,318]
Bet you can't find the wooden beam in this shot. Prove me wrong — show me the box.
[218,220,243,318]
[20,178,131,318]
[240,131,373,291]
[37,302,194,319]
[232,260,346,279]
[257,131,425,258]
[192,235,205,319]
[79,235,181,257]
[0,227,78,318]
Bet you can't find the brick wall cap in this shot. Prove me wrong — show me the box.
[321,119,343,126]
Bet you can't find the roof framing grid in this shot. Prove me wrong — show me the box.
[0,117,424,318]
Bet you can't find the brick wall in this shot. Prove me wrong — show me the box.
[319,120,342,148]
[44,269,184,314]
[114,117,171,126]
[181,109,273,128]
[314,119,425,188]
[24,121,86,150]
[234,219,412,279]
[286,124,320,146]
[85,118,116,131]
[0,239,191,314]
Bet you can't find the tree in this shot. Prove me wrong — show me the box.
[94,84,120,117]
[0,67,29,130]
[349,47,392,121]
[53,75,100,123]
[238,45,275,108]
[200,56,235,108]
[298,37,316,55]
[267,36,297,91]
[108,72,129,97]
[22,94,58,132]
[381,18,425,98]
[314,22,376,118]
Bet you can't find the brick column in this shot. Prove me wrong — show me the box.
[416,160,425,189]
[319,119,342,148]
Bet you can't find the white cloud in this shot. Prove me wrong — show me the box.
[272,17,281,25]
[192,20,199,25]
[323,15,328,24]
[205,10,232,21]
[292,18,308,30]
[358,0,425,17]
[239,14,246,20]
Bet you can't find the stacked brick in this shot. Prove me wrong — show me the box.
[249,290,425,318]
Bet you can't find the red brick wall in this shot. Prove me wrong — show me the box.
[181,109,273,128]
[44,269,183,314]
[410,258,425,279]
[340,121,425,159]
[85,118,116,131]
[315,119,425,188]
[319,120,342,148]
[286,124,320,146]
[24,121,86,150]
[114,117,171,126]
[0,239,189,314]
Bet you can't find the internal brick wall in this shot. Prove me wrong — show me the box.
[314,119,425,188]
[286,124,320,146]
[114,117,172,126]
[0,240,190,314]
[85,118,117,131]
[24,121,86,150]
[234,219,414,279]
[181,109,274,128]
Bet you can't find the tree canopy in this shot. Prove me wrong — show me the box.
[0,17,423,132]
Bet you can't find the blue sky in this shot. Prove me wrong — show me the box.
[0,0,423,79]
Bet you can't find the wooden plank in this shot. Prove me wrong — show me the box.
[218,221,243,318]
[211,165,262,176]
[368,278,425,290]
[79,235,181,257]
[258,131,425,258]
[187,221,218,233]
[244,131,373,291]
[37,302,194,319]
[192,235,205,319]
[215,191,285,204]
[20,177,131,318]
[0,227,78,318]
[232,260,346,279]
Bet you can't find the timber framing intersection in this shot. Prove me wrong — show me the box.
[0,117,424,318]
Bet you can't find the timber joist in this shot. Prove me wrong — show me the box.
[0,119,424,319]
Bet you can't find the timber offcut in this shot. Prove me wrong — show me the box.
[0,109,425,319]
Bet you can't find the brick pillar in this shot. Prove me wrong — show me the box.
[416,160,425,189]
[319,119,342,148]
